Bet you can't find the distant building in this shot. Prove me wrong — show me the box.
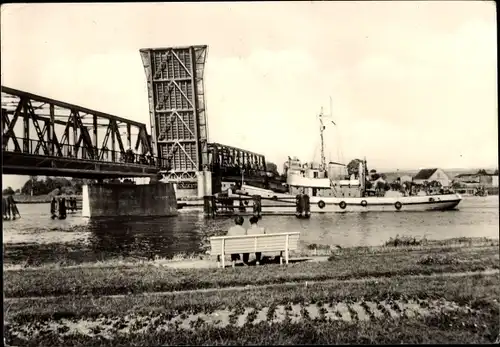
[412,168,450,187]
[455,170,498,188]
[455,173,480,184]
[399,175,413,184]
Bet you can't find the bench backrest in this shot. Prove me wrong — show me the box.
[210,232,300,255]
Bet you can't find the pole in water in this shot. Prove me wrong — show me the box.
[58,198,67,220]
[295,194,303,218]
[50,197,58,219]
[211,195,217,218]
[252,195,262,219]
[7,195,20,220]
[2,197,9,220]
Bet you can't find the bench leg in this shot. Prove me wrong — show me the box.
[221,253,225,269]
[217,255,221,268]
[280,251,283,265]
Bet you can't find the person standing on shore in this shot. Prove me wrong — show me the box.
[227,216,247,267]
[247,216,266,265]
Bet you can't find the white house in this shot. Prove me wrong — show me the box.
[412,168,450,187]
[492,175,499,188]
[399,175,413,184]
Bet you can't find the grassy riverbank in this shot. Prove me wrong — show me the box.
[4,240,498,298]
[4,237,499,345]
[3,235,495,268]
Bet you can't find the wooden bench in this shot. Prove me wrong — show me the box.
[210,232,300,268]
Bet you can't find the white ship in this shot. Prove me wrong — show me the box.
[232,107,462,213]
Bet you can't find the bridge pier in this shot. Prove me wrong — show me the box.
[81,182,177,218]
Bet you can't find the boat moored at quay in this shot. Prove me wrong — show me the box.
[227,108,462,214]
[234,183,462,214]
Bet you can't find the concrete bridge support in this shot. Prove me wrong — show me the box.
[81,182,177,218]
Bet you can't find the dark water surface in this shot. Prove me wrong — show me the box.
[3,196,498,265]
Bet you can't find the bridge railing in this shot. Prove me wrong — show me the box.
[4,137,170,169]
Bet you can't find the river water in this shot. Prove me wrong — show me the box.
[2,196,498,265]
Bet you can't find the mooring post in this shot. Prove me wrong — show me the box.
[211,195,217,218]
[203,196,211,217]
[303,194,311,218]
[253,195,262,218]
[295,194,303,218]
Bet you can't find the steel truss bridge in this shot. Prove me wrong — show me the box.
[208,142,267,183]
[1,87,164,179]
[2,45,270,190]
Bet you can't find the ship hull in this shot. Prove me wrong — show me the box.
[303,196,461,213]
[231,185,462,213]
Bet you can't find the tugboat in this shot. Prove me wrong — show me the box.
[234,108,462,213]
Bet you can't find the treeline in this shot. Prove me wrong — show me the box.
[18,177,93,196]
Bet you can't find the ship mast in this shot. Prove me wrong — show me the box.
[319,97,334,173]
[319,107,326,172]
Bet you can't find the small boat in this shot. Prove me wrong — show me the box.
[230,107,462,213]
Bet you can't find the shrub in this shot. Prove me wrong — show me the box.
[418,255,460,266]
[307,244,331,251]
[385,235,426,247]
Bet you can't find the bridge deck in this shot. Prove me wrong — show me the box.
[2,151,159,178]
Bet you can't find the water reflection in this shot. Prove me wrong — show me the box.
[2,196,498,265]
[86,214,209,259]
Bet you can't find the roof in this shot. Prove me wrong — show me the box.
[456,171,498,178]
[456,173,476,178]
[413,168,438,180]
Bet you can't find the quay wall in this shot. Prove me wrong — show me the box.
[82,183,177,218]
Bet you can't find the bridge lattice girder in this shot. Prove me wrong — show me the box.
[1,86,165,178]
[208,142,266,175]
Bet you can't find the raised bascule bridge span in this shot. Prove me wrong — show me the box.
[2,45,269,196]
[139,45,269,196]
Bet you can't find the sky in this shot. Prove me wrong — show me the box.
[1,1,498,189]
